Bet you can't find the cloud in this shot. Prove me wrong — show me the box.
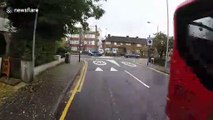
[88,0,185,38]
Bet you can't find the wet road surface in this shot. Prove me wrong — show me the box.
[65,56,169,120]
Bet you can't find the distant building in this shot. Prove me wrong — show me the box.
[102,35,148,56]
[68,31,99,53]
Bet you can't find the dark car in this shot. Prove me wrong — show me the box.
[124,53,140,58]
[88,50,102,56]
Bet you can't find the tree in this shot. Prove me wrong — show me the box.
[169,36,174,50]
[153,32,167,59]
[153,32,174,59]
[3,0,105,65]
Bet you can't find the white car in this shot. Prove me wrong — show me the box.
[98,49,104,54]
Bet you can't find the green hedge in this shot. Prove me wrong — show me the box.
[154,58,165,66]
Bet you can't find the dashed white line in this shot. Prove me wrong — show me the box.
[124,70,150,88]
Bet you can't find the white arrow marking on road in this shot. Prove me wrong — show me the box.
[107,60,120,67]
[95,67,103,71]
[110,67,118,71]
[124,70,150,88]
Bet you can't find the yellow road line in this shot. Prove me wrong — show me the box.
[59,60,87,120]
[77,61,88,92]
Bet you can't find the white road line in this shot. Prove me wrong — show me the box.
[95,67,103,71]
[148,67,169,76]
[121,61,137,67]
[107,60,120,67]
[93,61,107,66]
[110,67,118,71]
[124,70,150,88]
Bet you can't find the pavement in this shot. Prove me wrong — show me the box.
[61,55,170,120]
[0,56,83,120]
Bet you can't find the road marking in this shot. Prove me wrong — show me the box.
[77,61,88,92]
[93,60,107,66]
[110,67,118,71]
[95,67,103,71]
[121,61,137,67]
[106,60,120,67]
[60,60,87,120]
[147,67,169,76]
[124,70,150,88]
[99,56,113,59]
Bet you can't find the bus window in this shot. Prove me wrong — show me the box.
[187,15,213,91]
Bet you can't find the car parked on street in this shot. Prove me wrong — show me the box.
[124,53,140,58]
[88,50,102,56]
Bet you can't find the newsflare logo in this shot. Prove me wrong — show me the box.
[6,7,13,14]
[6,7,39,14]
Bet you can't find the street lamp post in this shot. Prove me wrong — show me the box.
[165,0,170,70]
[32,5,39,80]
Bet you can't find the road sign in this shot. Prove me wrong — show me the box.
[147,36,153,46]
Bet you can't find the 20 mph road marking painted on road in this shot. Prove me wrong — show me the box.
[124,70,150,88]
[121,61,137,67]
[93,61,107,66]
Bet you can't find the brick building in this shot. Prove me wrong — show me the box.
[69,31,99,53]
[102,35,148,56]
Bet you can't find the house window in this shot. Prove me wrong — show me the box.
[92,41,95,45]
[126,43,131,46]
[120,43,123,45]
[71,47,78,51]
[84,41,87,44]
[106,42,111,45]
[137,44,142,47]
[71,34,79,38]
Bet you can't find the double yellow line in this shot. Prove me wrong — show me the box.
[60,60,88,120]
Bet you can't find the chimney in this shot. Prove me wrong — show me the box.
[126,35,129,38]
[136,36,139,38]
[108,34,111,37]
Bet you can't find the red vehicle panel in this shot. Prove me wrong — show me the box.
[166,0,213,120]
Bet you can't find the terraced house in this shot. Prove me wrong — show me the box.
[102,34,148,57]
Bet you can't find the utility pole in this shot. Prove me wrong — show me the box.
[32,5,39,79]
[165,0,170,70]
[95,25,98,51]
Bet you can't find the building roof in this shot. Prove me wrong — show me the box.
[104,36,147,44]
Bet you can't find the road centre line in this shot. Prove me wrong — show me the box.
[124,70,150,88]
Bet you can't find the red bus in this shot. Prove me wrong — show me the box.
[166,0,213,120]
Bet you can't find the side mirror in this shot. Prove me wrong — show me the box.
[175,0,213,91]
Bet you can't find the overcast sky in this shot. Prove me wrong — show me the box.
[88,0,185,39]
